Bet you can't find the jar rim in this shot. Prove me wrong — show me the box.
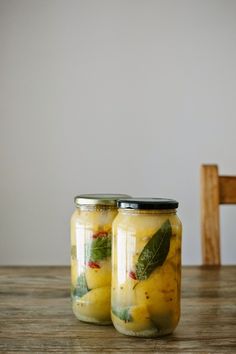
[117,198,179,210]
[74,194,130,207]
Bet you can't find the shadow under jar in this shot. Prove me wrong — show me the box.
[111,198,182,337]
[71,194,130,325]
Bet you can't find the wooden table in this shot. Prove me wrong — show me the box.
[0,266,235,353]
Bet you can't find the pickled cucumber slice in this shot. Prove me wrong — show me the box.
[85,259,111,289]
[112,277,136,307]
[112,304,153,332]
[135,261,178,328]
[73,286,111,322]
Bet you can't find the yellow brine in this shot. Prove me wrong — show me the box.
[111,198,182,337]
[71,194,129,325]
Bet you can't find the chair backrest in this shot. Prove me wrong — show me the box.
[200,164,236,265]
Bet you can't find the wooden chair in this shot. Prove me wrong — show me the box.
[201,164,236,265]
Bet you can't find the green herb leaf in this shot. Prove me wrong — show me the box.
[87,233,111,262]
[136,219,172,280]
[72,272,89,298]
[112,307,133,322]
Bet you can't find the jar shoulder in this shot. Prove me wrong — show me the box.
[113,211,182,234]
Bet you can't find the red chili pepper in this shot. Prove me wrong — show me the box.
[129,271,137,280]
[92,231,108,239]
[88,261,100,269]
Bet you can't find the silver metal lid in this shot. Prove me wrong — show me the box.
[74,194,131,207]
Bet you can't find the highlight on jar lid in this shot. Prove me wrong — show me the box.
[117,198,179,210]
[74,194,131,207]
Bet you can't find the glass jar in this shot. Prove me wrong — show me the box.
[111,198,182,337]
[71,194,130,325]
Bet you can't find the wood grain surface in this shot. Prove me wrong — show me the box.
[0,266,235,353]
[219,176,236,204]
[201,165,221,265]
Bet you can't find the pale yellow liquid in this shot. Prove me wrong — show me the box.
[71,207,117,324]
[111,209,182,337]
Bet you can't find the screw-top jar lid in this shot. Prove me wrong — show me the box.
[117,198,179,210]
[74,194,131,207]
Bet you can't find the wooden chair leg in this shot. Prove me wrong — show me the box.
[201,165,221,265]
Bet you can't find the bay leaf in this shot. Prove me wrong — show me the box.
[136,219,172,280]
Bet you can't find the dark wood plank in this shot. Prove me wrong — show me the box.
[0,266,236,353]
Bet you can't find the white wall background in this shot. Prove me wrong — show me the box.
[0,0,236,265]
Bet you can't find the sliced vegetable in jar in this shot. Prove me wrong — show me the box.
[87,261,100,269]
[129,271,137,280]
[92,231,109,239]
